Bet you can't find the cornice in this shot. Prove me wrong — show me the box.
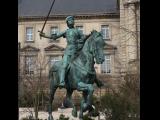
[18,13,120,22]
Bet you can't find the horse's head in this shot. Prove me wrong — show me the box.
[89,30,105,64]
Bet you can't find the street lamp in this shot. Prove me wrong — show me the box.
[18,42,21,81]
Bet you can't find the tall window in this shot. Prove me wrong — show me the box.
[25,56,35,75]
[49,56,62,68]
[76,26,84,34]
[50,26,59,35]
[101,25,110,40]
[26,27,33,41]
[101,55,111,74]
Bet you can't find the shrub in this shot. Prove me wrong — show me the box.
[100,73,140,120]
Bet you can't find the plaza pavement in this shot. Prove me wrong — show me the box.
[19,107,105,120]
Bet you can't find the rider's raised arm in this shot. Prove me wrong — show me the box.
[51,31,66,41]
[39,32,52,39]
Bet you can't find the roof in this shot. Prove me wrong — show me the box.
[18,0,119,18]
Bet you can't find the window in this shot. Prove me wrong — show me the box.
[101,55,111,74]
[49,56,62,68]
[50,26,59,42]
[26,27,33,41]
[76,26,84,34]
[50,26,59,35]
[101,25,110,40]
[25,56,35,75]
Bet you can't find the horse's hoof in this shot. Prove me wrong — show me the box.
[82,103,89,112]
[79,113,83,120]
[48,115,54,120]
[79,116,83,120]
[72,108,77,117]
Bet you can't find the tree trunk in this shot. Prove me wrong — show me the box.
[34,93,39,120]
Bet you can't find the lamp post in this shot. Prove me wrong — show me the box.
[18,42,21,93]
[18,42,21,120]
[18,42,21,82]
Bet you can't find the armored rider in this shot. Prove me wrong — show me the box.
[40,16,90,87]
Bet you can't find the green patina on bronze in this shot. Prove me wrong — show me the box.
[40,16,105,120]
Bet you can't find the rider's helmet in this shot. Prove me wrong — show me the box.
[65,16,74,23]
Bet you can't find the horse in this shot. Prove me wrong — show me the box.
[48,30,105,120]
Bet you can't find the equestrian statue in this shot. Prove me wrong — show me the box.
[39,16,105,120]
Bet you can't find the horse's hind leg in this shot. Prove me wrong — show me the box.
[48,82,57,120]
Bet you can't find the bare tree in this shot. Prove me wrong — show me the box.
[19,51,49,120]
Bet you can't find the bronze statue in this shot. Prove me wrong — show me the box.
[40,16,105,120]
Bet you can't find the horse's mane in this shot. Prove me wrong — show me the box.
[83,30,101,50]
[76,30,101,60]
[86,30,100,42]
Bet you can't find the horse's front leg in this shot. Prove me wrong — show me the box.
[77,82,90,119]
[79,91,88,119]
[78,83,94,109]
[79,98,85,120]
[64,89,77,117]
[86,84,94,108]
[78,83,95,118]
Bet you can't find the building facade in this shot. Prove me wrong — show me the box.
[18,0,140,101]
